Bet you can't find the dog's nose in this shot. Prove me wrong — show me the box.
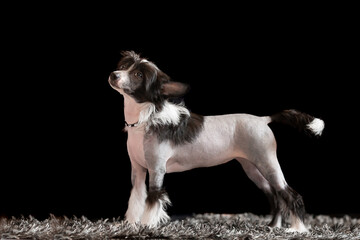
[110,72,119,81]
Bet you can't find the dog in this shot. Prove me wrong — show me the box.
[108,51,324,232]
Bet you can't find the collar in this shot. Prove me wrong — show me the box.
[125,121,139,128]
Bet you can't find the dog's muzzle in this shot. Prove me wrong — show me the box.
[108,72,120,88]
[109,72,120,81]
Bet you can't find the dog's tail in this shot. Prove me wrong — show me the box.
[270,109,325,136]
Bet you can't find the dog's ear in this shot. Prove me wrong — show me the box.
[161,81,190,97]
[156,70,190,97]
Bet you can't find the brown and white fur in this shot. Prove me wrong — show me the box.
[108,51,324,232]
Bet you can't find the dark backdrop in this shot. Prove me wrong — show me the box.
[2,4,358,220]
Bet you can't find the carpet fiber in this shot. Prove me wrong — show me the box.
[1,213,359,239]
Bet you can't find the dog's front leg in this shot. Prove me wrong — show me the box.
[125,162,147,224]
[141,168,171,227]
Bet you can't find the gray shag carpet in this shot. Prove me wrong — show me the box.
[1,213,359,240]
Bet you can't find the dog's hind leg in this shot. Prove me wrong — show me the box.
[237,158,282,228]
[125,162,147,224]
[253,154,308,232]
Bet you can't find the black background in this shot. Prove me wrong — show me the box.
[2,4,358,221]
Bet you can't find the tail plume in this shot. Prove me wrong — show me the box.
[270,109,325,136]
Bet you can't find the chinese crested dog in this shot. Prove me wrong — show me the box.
[108,51,324,232]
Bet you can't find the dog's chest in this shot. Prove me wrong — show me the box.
[127,130,147,168]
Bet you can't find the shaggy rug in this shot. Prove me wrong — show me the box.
[0,213,359,240]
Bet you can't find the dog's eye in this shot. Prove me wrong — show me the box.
[135,72,143,79]
[119,65,126,70]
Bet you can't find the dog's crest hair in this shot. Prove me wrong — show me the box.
[138,101,204,145]
[121,50,141,61]
[138,101,190,127]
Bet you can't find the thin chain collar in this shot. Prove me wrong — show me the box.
[125,121,139,128]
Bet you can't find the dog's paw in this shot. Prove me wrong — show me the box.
[286,225,309,233]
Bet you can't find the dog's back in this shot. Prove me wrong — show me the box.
[166,113,274,173]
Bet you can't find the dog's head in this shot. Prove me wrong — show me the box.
[109,51,189,106]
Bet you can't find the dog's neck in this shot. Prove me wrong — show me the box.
[122,94,144,126]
